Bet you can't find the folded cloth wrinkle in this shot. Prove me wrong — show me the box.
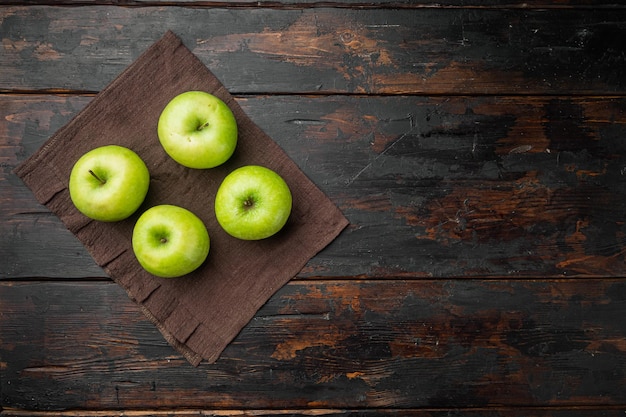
[164,303,202,344]
[140,305,205,366]
[19,160,65,205]
[13,30,349,366]
[44,191,92,233]
[105,255,162,303]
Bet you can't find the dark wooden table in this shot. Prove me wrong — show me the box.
[2,0,626,415]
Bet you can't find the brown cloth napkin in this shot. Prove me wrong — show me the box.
[14,30,348,366]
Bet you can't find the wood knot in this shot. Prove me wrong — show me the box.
[340,31,354,42]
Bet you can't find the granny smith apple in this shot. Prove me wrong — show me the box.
[68,145,150,222]
[215,165,292,240]
[132,204,210,278]
[157,91,238,169]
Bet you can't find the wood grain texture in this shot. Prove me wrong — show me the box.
[3,95,626,279]
[2,279,626,410]
[1,7,626,95]
[2,410,626,417]
[0,95,106,278]
[0,0,615,6]
[2,0,626,415]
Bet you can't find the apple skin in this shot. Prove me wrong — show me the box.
[157,91,238,169]
[215,165,292,240]
[68,145,150,222]
[132,205,210,278]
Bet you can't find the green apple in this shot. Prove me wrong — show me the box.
[132,205,210,278]
[215,165,292,240]
[68,145,150,222]
[157,91,238,169]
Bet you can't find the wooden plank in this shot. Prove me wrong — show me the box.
[0,0,616,6]
[2,408,626,417]
[1,7,626,95]
[4,94,626,279]
[0,95,106,278]
[1,279,626,409]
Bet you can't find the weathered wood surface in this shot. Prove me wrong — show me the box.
[2,279,626,410]
[3,95,626,279]
[0,0,616,6]
[2,0,626,415]
[1,7,626,95]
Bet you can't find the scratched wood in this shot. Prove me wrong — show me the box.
[1,279,625,410]
[1,7,626,95]
[0,0,612,5]
[2,0,626,415]
[3,95,626,279]
[1,413,625,417]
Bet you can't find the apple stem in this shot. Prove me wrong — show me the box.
[160,238,168,244]
[88,170,106,185]
[197,121,210,131]
[243,198,255,210]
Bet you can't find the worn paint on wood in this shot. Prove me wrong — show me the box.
[3,95,626,278]
[1,279,625,409]
[1,7,626,94]
[0,0,615,5]
[2,1,626,415]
